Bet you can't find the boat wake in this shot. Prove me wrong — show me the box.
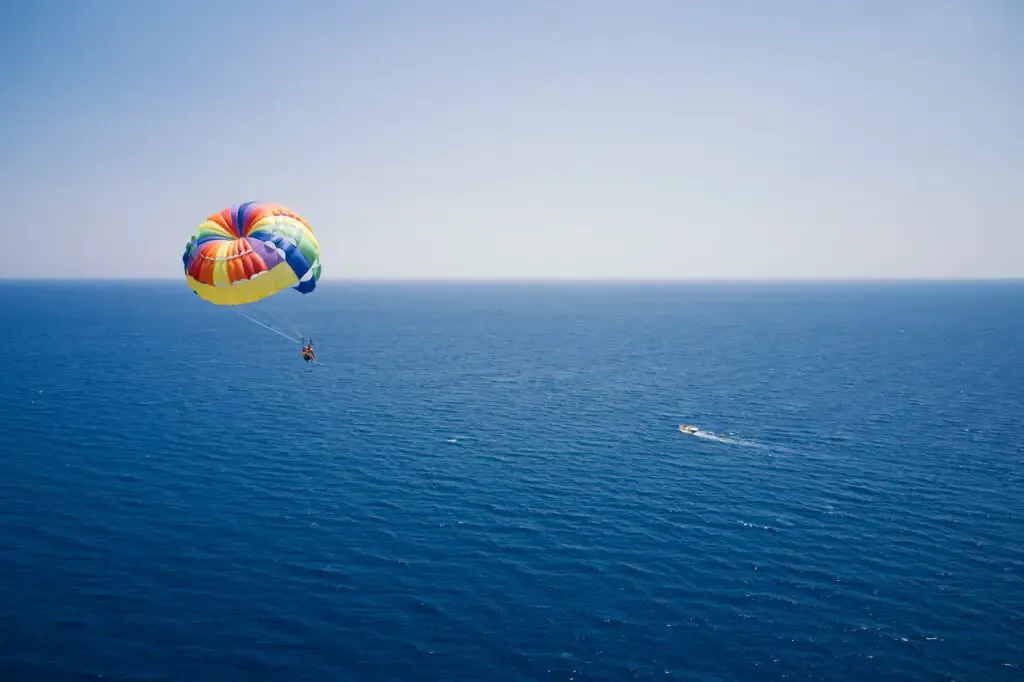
[680,425,768,450]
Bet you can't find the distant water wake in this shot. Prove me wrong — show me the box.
[682,427,770,450]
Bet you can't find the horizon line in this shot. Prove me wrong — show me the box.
[1,276,1022,284]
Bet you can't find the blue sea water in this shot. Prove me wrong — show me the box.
[0,280,1022,681]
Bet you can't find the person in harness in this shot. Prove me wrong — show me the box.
[301,338,317,363]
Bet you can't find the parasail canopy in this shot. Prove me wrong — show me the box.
[182,201,321,306]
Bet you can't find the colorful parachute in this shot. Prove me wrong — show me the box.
[182,202,321,306]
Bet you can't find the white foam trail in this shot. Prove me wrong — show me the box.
[684,428,769,450]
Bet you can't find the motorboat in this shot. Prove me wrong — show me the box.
[679,424,699,434]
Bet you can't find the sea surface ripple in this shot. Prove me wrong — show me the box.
[0,281,1021,681]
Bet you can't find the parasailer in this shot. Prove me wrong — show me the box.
[301,338,317,363]
[182,201,322,359]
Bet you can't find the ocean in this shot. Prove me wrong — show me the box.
[0,280,1021,681]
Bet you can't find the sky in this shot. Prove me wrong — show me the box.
[1,0,1022,280]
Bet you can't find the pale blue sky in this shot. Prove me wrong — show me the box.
[2,0,1022,279]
